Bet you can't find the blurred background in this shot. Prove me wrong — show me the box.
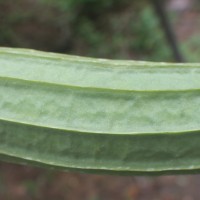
[1,0,200,199]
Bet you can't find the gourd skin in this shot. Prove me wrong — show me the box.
[0,47,200,175]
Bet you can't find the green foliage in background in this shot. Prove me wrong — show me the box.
[2,0,200,62]
[42,0,171,61]
[1,0,171,61]
[181,34,200,62]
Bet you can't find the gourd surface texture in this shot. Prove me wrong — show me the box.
[0,47,200,175]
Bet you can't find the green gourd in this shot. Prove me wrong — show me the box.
[0,47,200,175]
